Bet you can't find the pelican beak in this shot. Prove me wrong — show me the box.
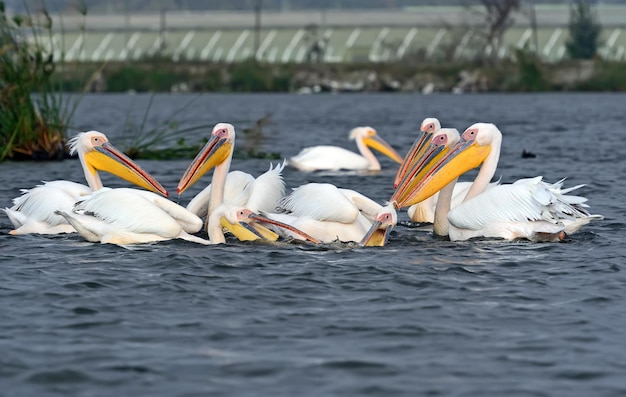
[360,220,394,247]
[220,215,279,242]
[246,213,321,244]
[177,136,233,195]
[399,139,491,208]
[390,138,451,208]
[393,130,433,188]
[84,142,168,197]
[363,134,404,164]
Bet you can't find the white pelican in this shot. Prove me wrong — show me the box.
[55,188,207,245]
[257,183,385,244]
[177,123,318,244]
[288,126,403,172]
[385,124,602,242]
[3,131,168,235]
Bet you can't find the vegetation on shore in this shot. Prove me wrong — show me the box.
[0,1,79,161]
[64,55,626,95]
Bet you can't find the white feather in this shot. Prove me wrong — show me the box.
[63,189,207,245]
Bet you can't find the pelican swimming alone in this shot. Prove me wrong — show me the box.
[288,126,403,172]
[3,131,168,235]
[373,124,603,243]
[177,123,319,244]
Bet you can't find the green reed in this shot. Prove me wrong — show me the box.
[0,1,81,161]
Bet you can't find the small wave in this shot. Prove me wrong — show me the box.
[26,368,92,384]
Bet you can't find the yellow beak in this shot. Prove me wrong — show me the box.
[363,135,403,164]
[247,213,321,244]
[393,130,433,188]
[83,142,168,196]
[220,216,280,242]
[397,140,491,208]
[177,136,233,195]
[359,220,393,247]
[391,139,452,208]
[220,212,320,244]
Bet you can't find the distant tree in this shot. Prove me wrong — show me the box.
[565,0,602,59]
[478,0,521,64]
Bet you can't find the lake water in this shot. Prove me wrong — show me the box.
[1,93,624,396]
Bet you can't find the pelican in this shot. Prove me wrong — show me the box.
[3,131,168,235]
[375,124,602,243]
[177,123,319,244]
[55,188,207,245]
[288,126,403,172]
[256,183,385,244]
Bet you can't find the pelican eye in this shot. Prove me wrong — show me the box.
[434,135,447,145]
[463,128,478,140]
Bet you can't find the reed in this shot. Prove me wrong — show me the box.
[0,1,82,161]
[118,93,280,160]
[117,93,215,159]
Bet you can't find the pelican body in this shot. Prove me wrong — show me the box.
[289,126,403,172]
[4,131,167,235]
[56,188,206,245]
[259,183,384,244]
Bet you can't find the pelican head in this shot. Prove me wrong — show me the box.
[420,117,441,133]
[69,130,168,196]
[394,123,496,208]
[177,123,235,195]
[360,204,398,247]
[350,126,403,164]
[391,128,461,208]
[219,207,320,244]
[394,117,443,188]
[219,207,280,242]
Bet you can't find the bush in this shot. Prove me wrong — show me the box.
[106,65,187,92]
[576,62,626,91]
[229,59,271,92]
[0,1,78,161]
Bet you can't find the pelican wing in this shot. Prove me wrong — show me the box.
[408,180,499,223]
[123,188,203,233]
[73,189,184,237]
[338,188,382,223]
[448,177,591,231]
[4,183,89,234]
[289,146,370,171]
[278,183,360,223]
[243,161,286,213]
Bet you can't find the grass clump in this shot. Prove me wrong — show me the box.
[0,1,80,161]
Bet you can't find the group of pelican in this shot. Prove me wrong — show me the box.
[3,119,602,247]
